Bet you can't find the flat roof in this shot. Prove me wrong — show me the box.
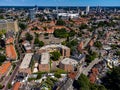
[39,44,69,50]
[20,53,33,69]
[40,52,50,64]
[61,58,78,65]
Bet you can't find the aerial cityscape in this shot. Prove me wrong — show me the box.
[0,0,120,90]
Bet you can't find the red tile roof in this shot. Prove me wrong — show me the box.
[68,72,77,80]
[12,82,21,90]
[6,37,14,44]
[6,44,17,60]
[0,61,11,75]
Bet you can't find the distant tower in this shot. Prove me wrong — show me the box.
[86,6,90,15]
[77,7,80,14]
[29,8,36,21]
[96,6,102,13]
[114,8,117,13]
[56,6,59,19]
[35,5,38,12]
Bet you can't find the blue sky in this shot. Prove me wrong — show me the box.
[0,0,120,6]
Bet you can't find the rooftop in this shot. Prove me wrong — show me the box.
[20,53,33,69]
[40,52,50,64]
[61,58,78,65]
[6,37,14,44]
[0,61,11,75]
[12,82,21,90]
[40,44,69,50]
[6,44,17,60]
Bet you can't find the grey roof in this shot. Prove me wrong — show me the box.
[59,78,73,90]
[33,54,41,62]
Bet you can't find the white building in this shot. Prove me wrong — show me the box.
[86,6,90,14]
[19,53,33,74]
[58,13,79,19]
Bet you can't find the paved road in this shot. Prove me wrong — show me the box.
[75,58,103,80]
[82,58,102,76]
[3,31,24,90]
[3,61,20,90]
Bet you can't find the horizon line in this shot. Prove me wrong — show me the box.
[0,5,120,7]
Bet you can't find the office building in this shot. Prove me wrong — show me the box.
[29,9,36,20]
[86,6,90,15]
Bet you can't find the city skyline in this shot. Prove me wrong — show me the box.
[0,0,120,6]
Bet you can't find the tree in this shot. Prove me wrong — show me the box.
[34,38,40,44]
[79,24,88,30]
[86,51,98,64]
[25,33,33,41]
[73,74,107,90]
[32,26,39,30]
[7,83,12,89]
[94,41,102,49]
[38,41,44,47]
[19,23,27,30]
[102,66,120,90]
[73,74,90,90]
[115,51,120,56]
[69,30,76,37]
[0,15,4,19]
[0,84,3,89]
[50,51,61,61]
[0,54,6,65]
[54,73,61,78]
[53,28,68,38]
[56,19,66,26]
[34,38,44,47]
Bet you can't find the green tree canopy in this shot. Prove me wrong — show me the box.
[115,51,120,56]
[79,23,88,30]
[102,66,120,90]
[34,37,44,47]
[73,74,106,90]
[94,41,102,49]
[53,28,68,38]
[0,84,3,89]
[25,33,33,41]
[86,51,98,64]
[69,30,76,37]
[56,19,66,26]
[50,51,61,61]
[19,23,27,30]
[0,54,6,65]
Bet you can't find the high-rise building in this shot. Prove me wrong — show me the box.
[29,8,36,20]
[86,6,90,15]
[35,5,38,12]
